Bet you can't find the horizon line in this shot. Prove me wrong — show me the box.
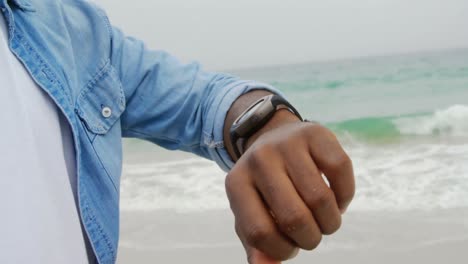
[220,46,468,73]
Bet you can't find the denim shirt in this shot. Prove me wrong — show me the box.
[0,0,279,263]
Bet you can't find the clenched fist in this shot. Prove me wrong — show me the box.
[224,92,355,264]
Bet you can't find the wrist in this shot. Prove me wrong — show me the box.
[224,91,302,162]
[244,108,301,151]
[224,90,273,161]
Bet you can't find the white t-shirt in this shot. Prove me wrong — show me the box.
[0,14,90,263]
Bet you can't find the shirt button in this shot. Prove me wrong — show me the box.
[102,106,112,118]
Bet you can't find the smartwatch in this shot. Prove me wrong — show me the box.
[229,94,303,161]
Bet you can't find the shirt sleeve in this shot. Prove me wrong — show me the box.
[109,27,282,172]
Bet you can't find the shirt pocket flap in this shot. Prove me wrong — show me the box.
[75,66,126,135]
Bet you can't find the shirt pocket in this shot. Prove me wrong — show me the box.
[75,64,126,136]
[75,63,126,190]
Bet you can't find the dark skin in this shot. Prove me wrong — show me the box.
[223,90,355,264]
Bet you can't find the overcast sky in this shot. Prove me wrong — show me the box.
[93,0,468,70]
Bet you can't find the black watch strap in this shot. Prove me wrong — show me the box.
[229,94,303,162]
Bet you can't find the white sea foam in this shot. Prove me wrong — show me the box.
[347,140,468,212]
[121,136,468,213]
[394,105,468,137]
[120,158,229,212]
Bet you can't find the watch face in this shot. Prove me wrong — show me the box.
[236,99,265,125]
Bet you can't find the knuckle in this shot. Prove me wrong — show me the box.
[286,130,302,145]
[304,123,328,137]
[277,247,299,262]
[244,224,273,248]
[305,233,323,251]
[342,187,356,205]
[234,221,243,238]
[323,216,342,235]
[277,208,309,234]
[247,143,275,167]
[306,189,334,210]
[328,151,352,170]
[224,173,237,195]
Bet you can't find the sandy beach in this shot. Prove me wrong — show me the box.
[117,208,468,264]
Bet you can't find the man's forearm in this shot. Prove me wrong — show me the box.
[223,90,301,161]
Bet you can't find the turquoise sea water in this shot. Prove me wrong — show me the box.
[232,48,468,130]
[121,48,468,213]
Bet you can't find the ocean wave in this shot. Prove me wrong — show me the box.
[346,141,468,212]
[328,105,468,141]
[119,105,468,213]
[120,136,468,213]
[120,159,229,212]
[394,105,468,136]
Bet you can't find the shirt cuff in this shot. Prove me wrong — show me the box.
[203,81,285,172]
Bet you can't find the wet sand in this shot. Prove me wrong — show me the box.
[117,208,468,264]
